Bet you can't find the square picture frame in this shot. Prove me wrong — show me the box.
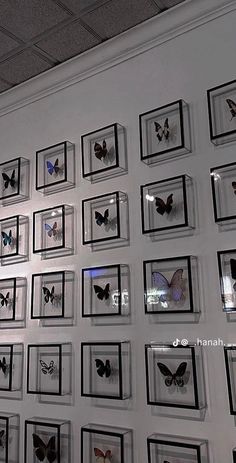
[207,79,236,145]
[211,161,236,227]
[217,249,236,313]
[0,157,30,206]
[0,344,23,393]
[147,434,209,463]
[0,277,26,328]
[139,99,191,165]
[81,123,127,182]
[81,341,131,400]
[0,412,19,463]
[0,215,28,265]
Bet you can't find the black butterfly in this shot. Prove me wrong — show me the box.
[0,357,7,375]
[226,99,236,119]
[157,362,187,387]
[2,170,16,189]
[0,430,5,448]
[94,140,108,161]
[42,286,55,304]
[95,359,111,378]
[95,209,109,226]
[40,360,55,375]
[93,283,110,301]
[32,433,57,463]
[154,118,170,142]
[230,259,236,291]
[155,193,173,215]
[1,230,12,246]
[0,292,10,307]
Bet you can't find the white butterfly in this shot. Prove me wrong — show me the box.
[94,447,112,463]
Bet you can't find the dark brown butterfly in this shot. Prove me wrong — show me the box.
[93,283,110,301]
[94,140,108,160]
[226,99,236,119]
[155,193,173,215]
[2,170,16,189]
[154,118,170,142]
[157,362,187,387]
[32,433,57,463]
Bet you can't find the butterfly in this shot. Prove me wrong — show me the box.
[95,359,111,378]
[0,430,5,448]
[94,140,108,161]
[155,193,173,216]
[42,286,55,304]
[40,360,55,375]
[95,209,109,226]
[1,230,12,247]
[2,170,16,189]
[94,448,112,463]
[46,159,60,176]
[230,259,236,291]
[154,118,170,142]
[157,362,187,387]
[0,292,10,307]
[32,433,57,463]
[226,99,236,119]
[93,283,110,301]
[152,269,184,303]
[44,222,57,238]
[0,357,7,375]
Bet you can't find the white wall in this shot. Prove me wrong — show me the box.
[0,2,235,462]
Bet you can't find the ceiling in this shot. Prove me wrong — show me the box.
[0,0,186,95]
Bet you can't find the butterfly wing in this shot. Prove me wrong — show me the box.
[48,360,55,375]
[105,450,112,463]
[32,433,47,462]
[105,360,111,378]
[40,359,49,374]
[94,285,105,300]
[0,294,5,307]
[46,435,57,463]
[154,121,163,142]
[53,158,60,175]
[94,142,104,160]
[2,173,10,189]
[226,98,236,118]
[50,286,55,303]
[103,209,109,225]
[104,283,110,300]
[1,232,8,246]
[174,361,187,386]
[10,169,16,187]
[157,362,173,386]
[232,182,236,195]
[43,287,50,303]
[94,448,105,463]
[152,272,170,302]
[46,161,55,175]
[165,193,173,214]
[155,197,166,215]
[163,118,170,140]
[52,222,58,236]
[95,211,104,226]
[95,359,105,377]
[170,268,184,302]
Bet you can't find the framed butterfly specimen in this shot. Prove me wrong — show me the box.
[224,346,236,415]
[27,343,72,396]
[0,412,20,462]
[36,141,75,195]
[211,161,236,226]
[81,341,131,399]
[147,434,209,463]
[207,79,236,146]
[0,215,28,265]
[139,99,191,165]
[144,256,199,315]
[81,424,133,463]
[82,191,128,247]
[81,123,127,182]
[217,249,236,312]
[1,230,13,247]
[145,344,206,410]
[0,157,29,206]
[141,176,195,238]
[25,418,71,463]
[0,277,25,327]
[33,205,74,258]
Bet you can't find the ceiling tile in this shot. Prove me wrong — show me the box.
[0,0,71,41]
[82,0,159,39]
[0,30,21,58]
[0,50,52,84]
[0,79,12,92]
[56,0,110,15]
[36,20,100,62]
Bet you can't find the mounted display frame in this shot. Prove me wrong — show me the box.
[81,341,131,400]
[143,255,200,316]
[0,412,20,463]
[147,434,209,463]
[217,249,236,313]
[27,343,72,396]
[145,343,206,410]
[36,141,75,195]
[81,423,133,463]
[0,344,23,394]
[0,157,30,206]
[211,161,236,227]
[139,99,191,165]
[33,204,74,259]
[207,79,236,145]
[81,123,127,182]
[140,175,195,238]
[82,191,129,249]
[24,417,70,463]
[0,214,28,265]
[31,270,74,326]
[224,345,236,415]
[82,264,130,318]
[0,277,26,328]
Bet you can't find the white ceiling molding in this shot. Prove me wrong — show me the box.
[0,0,235,117]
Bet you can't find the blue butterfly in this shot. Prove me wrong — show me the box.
[44,222,58,238]
[1,230,12,246]
[46,158,60,176]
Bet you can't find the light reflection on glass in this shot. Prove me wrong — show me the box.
[222,275,234,309]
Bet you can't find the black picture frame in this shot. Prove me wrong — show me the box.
[81,426,126,463]
[140,175,192,235]
[81,341,130,400]
[33,204,66,254]
[210,161,236,224]
[0,157,20,200]
[0,413,19,463]
[0,277,17,321]
[145,343,203,409]
[31,271,65,319]
[147,436,203,463]
[224,346,236,415]
[143,256,195,314]
[27,343,62,396]
[207,79,236,145]
[217,249,236,313]
[24,419,61,463]
[0,215,19,259]
[81,264,122,317]
[0,345,13,391]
